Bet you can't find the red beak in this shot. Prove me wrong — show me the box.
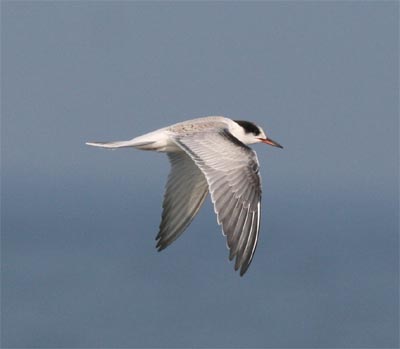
[258,137,283,149]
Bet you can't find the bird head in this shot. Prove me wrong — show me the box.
[231,120,283,148]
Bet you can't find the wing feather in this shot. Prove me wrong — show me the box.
[173,129,262,276]
[156,152,208,251]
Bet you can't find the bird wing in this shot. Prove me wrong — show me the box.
[173,129,262,276]
[156,152,209,251]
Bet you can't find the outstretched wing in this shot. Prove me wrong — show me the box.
[156,152,209,251]
[173,129,262,276]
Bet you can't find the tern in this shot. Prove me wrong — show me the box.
[86,116,282,276]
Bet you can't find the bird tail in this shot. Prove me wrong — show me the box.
[85,140,149,149]
[85,139,158,150]
[86,129,168,151]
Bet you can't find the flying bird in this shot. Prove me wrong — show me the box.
[86,116,282,276]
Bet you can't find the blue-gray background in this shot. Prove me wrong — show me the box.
[2,2,398,348]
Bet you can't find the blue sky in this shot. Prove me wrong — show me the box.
[2,2,398,347]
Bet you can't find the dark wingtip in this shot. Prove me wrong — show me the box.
[156,240,165,251]
[239,264,250,277]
